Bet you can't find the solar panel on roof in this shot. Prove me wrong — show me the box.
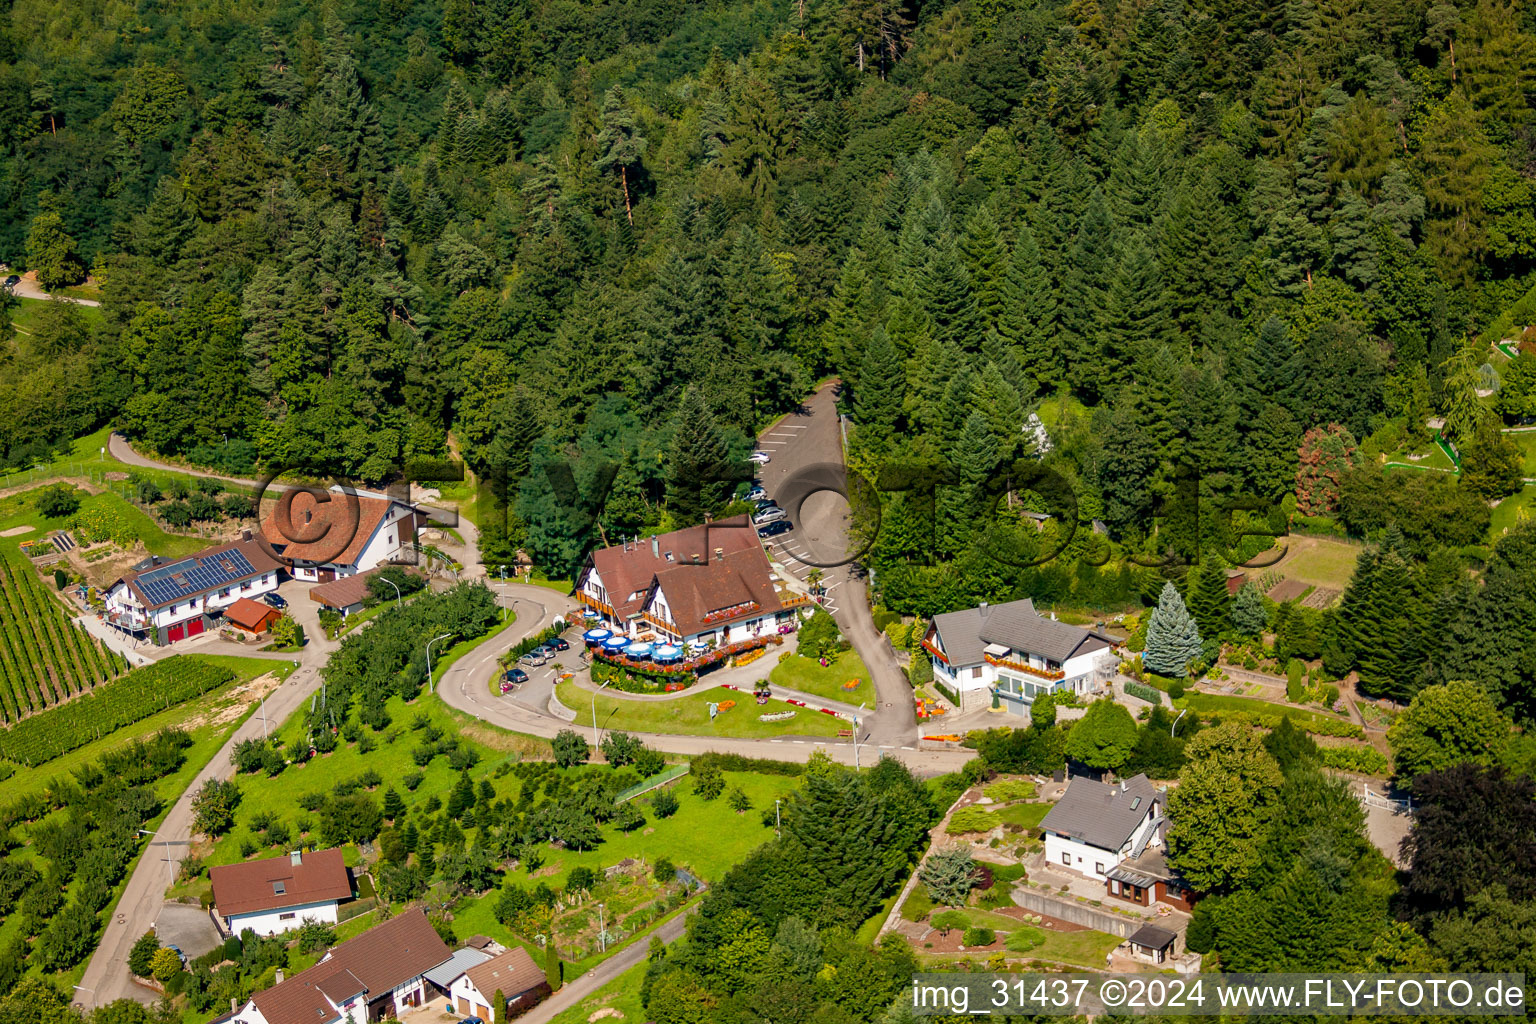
[135,548,261,605]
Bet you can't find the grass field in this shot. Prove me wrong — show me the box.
[10,296,105,336]
[1489,485,1536,537]
[1176,691,1346,727]
[917,909,1122,969]
[1034,391,1089,428]
[769,649,873,704]
[1273,536,1363,588]
[557,679,847,738]
[1510,431,1536,477]
[0,484,209,566]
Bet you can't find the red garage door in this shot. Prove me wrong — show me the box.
[167,623,185,643]
[187,619,204,638]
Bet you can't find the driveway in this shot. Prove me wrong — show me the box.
[753,383,917,746]
[8,270,101,306]
[152,903,221,960]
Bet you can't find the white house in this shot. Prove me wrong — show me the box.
[260,487,426,583]
[104,539,281,646]
[923,597,1117,713]
[210,849,352,937]
[574,516,809,652]
[1040,774,1164,878]
[446,946,548,1021]
[229,908,451,1024]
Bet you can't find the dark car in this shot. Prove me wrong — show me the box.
[458,1017,485,1024]
[548,637,570,651]
[3,275,18,288]
[757,519,793,538]
[504,667,529,684]
[262,592,288,610]
[754,498,779,511]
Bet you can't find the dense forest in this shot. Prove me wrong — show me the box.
[4,0,1536,717]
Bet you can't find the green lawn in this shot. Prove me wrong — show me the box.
[1489,484,1536,537]
[1031,928,1124,968]
[1382,439,1457,473]
[995,802,1049,829]
[1510,431,1536,477]
[10,296,105,336]
[0,484,209,565]
[5,655,294,801]
[769,649,873,705]
[1275,537,1363,588]
[1176,691,1346,727]
[557,679,847,739]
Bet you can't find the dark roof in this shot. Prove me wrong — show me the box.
[211,849,351,917]
[463,946,545,999]
[224,597,279,631]
[249,909,451,1024]
[1129,923,1177,949]
[114,540,281,610]
[261,490,419,569]
[929,598,1114,666]
[581,517,782,635]
[309,565,425,610]
[1039,774,1159,851]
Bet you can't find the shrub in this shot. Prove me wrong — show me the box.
[945,807,1000,834]
[981,778,1037,803]
[930,909,968,936]
[920,845,981,906]
[652,789,679,818]
[36,486,80,518]
[1004,927,1045,952]
[1123,681,1163,705]
[653,857,675,883]
[961,926,995,947]
[1285,659,1305,702]
[1317,745,1390,775]
[552,729,589,767]
[1167,679,1186,699]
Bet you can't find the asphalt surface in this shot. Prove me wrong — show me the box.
[753,383,918,746]
[518,913,688,1024]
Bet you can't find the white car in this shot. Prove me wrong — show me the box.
[747,450,771,464]
[752,505,787,525]
[745,485,768,501]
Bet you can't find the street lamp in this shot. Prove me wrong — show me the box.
[426,633,455,692]
[1171,707,1188,738]
[592,680,612,747]
[597,903,607,952]
[138,829,171,885]
[852,702,866,771]
[379,575,402,610]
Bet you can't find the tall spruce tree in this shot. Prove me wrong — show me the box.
[1187,559,1234,648]
[1231,581,1268,636]
[1144,581,1204,677]
[665,387,731,526]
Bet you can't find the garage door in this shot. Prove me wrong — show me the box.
[167,623,185,643]
[187,619,204,637]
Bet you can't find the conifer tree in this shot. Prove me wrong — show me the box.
[854,326,904,447]
[1231,582,1268,636]
[594,86,647,223]
[1094,229,1165,399]
[1144,581,1204,677]
[919,235,982,354]
[665,386,731,527]
[998,223,1059,388]
[959,205,1008,332]
[1187,559,1234,646]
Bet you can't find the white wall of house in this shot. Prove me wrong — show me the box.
[106,572,278,635]
[392,976,431,1015]
[449,974,496,1022]
[224,899,340,937]
[1045,832,1122,879]
[351,503,416,574]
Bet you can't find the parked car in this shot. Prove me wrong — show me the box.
[753,499,779,512]
[757,519,793,537]
[504,667,529,684]
[745,485,768,502]
[166,944,187,966]
[458,1017,485,1024]
[752,506,787,525]
[262,592,288,610]
[747,450,772,464]
[548,637,570,651]
[519,651,548,666]
[3,275,18,288]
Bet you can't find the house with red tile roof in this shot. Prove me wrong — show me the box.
[103,539,282,645]
[446,946,549,1021]
[210,849,352,937]
[260,487,426,584]
[229,908,451,1024]
[574,515,806,650]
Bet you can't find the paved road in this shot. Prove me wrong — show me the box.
[9,270,102,306]
[77,584,335,1010]
[754,383,917,746]
[519,913,687,1024]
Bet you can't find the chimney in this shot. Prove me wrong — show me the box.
[1120,780,1127,792]
[290,849,302,866]
[714,547,723,562]
[241,528,252,541]
[979,601,988,617]
[651,536,659,557]
[275,968,284,985]
[232,998,238,1014]
[304,509,312,524]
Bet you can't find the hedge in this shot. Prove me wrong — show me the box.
[692,751,806,776]
[1201,709,1365,739]
[1318,745,1390,776]
[1122,681,1162,705]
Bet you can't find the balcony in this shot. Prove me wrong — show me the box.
[921,639,949,664]
[701,600,760,624]
[984,652,1065,680]
[575,592,618,618]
